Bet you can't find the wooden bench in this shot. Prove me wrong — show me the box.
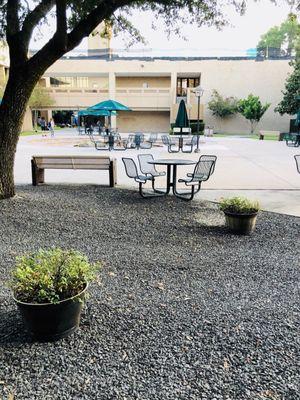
[31,155,116,187]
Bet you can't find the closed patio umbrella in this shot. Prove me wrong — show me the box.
[175,99,189,133]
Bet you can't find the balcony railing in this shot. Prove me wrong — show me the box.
[47,87,172,110]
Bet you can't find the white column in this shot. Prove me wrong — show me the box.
[109,72,116,129]
[170,72,177,123]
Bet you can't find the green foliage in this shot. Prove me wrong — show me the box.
[257,13,300,56]
[208,90,239,118]
[189,121,205,133]
[237,95,270,133]
[11,248,100,304]
[219,197,260,214]
[28,85,55,110]
[275,59,300,115]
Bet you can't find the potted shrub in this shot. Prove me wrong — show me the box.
[11,248,99,341]
[219,197,260,235]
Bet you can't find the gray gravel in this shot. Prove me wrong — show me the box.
[0,185,299,400]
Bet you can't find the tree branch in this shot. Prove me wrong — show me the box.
[6,0,20,39]
[22,0,55,46]
[66,0,136,51]
[54,0,67,51]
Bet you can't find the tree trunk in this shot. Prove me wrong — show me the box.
[0,70,38,199]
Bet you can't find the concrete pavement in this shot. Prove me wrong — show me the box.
[15,130,300,216]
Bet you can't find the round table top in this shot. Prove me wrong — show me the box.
[148,159,196,166]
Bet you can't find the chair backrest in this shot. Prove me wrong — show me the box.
[122,158,139,179]
[193,159,216,181]
[199,155,217,175]
[149,133,158,143]
[161,135,170,145]
[295,155,300,174]
[182,127,191,134]
[138,154,155,175]
[173,127,181,134]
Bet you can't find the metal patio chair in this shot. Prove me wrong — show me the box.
[140,134,152,149]
[89,133,109,150]
[176,158,217,201]
[126,134,137,149]
[182,135,198,153]
[122,157,159,198]
[161,134,178,153]
[149,133,158,144]
[187,155,217,177]
[138,154,166,178]
[285,133,300,147]
[295,155,300,174]
[112,133,127,151]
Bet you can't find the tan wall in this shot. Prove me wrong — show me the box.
[199,60,292,133]
[117,111,170,133]
[116,76,170,88]
[45,58,293,133]
[88,76,108,88]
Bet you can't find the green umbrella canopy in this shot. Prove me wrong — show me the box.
[78,109,116,117]
[89,99,131,113]
[175,99,189,128]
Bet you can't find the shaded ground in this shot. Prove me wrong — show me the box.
[0,185,299,400]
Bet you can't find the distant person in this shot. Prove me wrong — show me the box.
[48,118,55,137]
[97,120,103,134]
[40,117,47,137]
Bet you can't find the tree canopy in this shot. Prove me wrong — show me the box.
[257,13,300,57]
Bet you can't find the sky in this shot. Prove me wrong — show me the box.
[31,0,293,57]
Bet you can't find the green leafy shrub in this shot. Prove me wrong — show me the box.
[237,94,270,133]
[11,248,100,304]
[190,121,205,134]
[219,197,260,214]
[208,90,239,118]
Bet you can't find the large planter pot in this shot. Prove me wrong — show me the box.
[224,211,258,235]
[13,284,88,341]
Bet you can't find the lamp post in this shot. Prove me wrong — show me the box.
[194,86,204,153]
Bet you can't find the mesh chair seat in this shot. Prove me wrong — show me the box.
[180,158,216,185]
[138,154,166,178]
[187,155,217,176]
[179,174,208,185]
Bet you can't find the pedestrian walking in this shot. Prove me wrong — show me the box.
[48,118,55,137]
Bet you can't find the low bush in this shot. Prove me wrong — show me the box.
[11,248,100,304]
[219,197,260,214]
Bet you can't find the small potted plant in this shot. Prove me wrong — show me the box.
[11,248,99,341]
[219,197,260,235]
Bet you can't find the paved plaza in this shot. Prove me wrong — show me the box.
[15,129,300,216]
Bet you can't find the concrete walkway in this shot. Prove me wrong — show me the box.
[15,129,300,216]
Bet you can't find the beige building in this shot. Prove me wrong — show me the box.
[40,25,293,134]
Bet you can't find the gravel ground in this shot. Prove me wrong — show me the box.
[0,185,299,400]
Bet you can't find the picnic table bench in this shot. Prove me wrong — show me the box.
[31,155,116,187]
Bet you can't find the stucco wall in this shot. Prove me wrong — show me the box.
[117,111,170,133]
[199,60,292,133]
[45,58,293,133]
[116,76,170,88]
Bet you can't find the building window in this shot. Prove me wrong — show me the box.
[50,76,89,88]
[176,77,200,97]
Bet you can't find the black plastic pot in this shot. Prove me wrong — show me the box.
[224,211,258,235]
[14,285,88,341]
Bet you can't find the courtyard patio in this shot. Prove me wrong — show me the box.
[0,185,299,399]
